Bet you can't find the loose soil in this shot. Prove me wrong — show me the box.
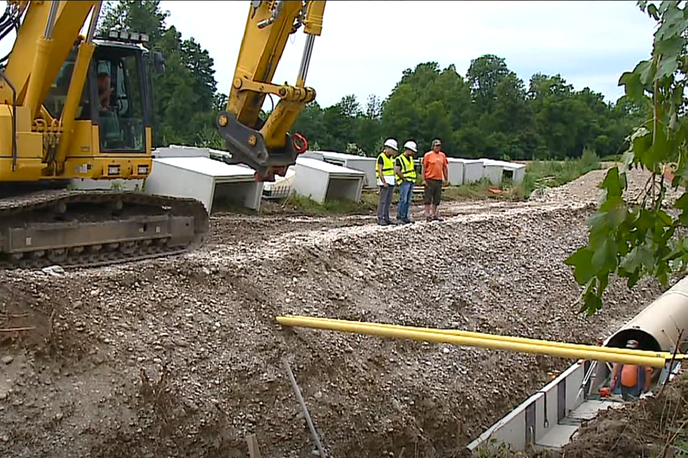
[560,375,688,458]
[0,167,674,458]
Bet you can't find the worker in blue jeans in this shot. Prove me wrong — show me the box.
[395,140,418,224]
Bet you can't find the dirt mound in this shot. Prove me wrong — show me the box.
[561,375,688,458]
[0,197,664,458]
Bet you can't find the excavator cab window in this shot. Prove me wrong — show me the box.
[44,42,149,154]
[91,45,146,153]
[45,46,83,120]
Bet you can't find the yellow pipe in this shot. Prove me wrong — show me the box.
[57,40,95,167]
[304,316,675,359]
[276,316,680,369]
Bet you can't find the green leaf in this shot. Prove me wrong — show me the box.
[565,247,595,285]
[619,71,646,101]
[656,35,684,57]
[656,209,674,228]
[591,239,616,273]
[627,270,641,288]
[647,3,660,20]
[657,56,679,79]
[658,1,674,14]
[630,127,652,158]
[621,151,635,173]
[607,202,628,229]
[588,215,611,250]
[600,167,623,197]
[675,193,688,211]
[620,244,655,273]
[581,289,603,316]
[637,60,656,86]
[656,4,688,41]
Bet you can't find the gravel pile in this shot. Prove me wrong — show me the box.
[0,172,666,458]
[529,166,683,206]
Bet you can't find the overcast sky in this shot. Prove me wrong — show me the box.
[0,1,658,108]
[158,1,658,107]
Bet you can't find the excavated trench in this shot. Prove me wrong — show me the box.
[0,169,670,458]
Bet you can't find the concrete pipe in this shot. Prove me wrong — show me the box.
[605,275,688,353]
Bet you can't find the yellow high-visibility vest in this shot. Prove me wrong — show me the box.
[376,152,395,186]
[396,154,417,184]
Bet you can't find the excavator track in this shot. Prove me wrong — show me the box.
[0,189,209,270]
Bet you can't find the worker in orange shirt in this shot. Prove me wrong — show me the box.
[421,139,449,222]
[609,339,653,401]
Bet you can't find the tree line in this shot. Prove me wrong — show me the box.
[101,1,649,161]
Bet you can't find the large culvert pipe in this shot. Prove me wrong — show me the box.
[605,275,688,353]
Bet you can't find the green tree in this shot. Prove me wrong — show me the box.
[292,101,328,150]
[467,54,511,114]
[565,0,688,315]
[381,62,470,155]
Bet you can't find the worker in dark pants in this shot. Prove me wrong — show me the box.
[422,138,449,222]
[376,139,398,226]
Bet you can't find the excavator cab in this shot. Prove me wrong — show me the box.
[44,33,154,155]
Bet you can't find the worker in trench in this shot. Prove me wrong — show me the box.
[394,140,418,224]
[376,139,399,226]
[609,339,654,401]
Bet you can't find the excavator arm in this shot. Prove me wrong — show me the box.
[216,0,326,181]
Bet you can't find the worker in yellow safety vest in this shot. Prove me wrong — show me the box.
[376,138,398,226]
[395,140,418,224]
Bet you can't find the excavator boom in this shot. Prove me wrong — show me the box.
[217,0,326,181]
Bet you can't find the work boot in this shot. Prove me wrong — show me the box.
[378,220,389,226]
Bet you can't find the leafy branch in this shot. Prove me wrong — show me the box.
[566,0,688,315]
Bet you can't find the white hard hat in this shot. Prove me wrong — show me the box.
[383,138,398,151]
[403,141,417,153]
[626,339,640,348]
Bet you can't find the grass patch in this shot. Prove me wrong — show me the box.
[522,148,601,198]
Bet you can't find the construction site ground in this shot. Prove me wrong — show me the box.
[0,167,672,458]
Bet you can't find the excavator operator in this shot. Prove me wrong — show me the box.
[97,72,112,111]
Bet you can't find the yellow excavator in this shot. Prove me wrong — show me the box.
[0,0,324,269]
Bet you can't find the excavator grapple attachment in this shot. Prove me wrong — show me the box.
[216,111,298,182]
